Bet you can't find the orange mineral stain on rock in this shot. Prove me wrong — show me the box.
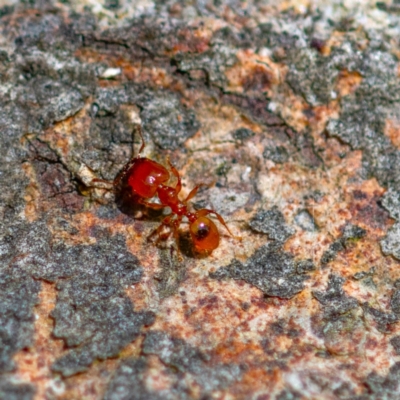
[336,70,363,97]
[384,118,400,149]
[225,49,281,97]
[13,282,65,400]
[22,162,41,222]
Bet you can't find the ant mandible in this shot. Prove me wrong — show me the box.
[113,127,237,254]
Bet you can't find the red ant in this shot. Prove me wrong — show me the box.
[107,127,238,254]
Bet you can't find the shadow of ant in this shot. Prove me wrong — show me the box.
[115,186,165,222]
[177,231,210,259]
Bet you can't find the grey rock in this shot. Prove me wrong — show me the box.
[211,243,309,299]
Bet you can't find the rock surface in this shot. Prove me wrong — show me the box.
[2,0,400,399]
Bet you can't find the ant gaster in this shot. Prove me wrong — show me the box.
[112,128,237,254]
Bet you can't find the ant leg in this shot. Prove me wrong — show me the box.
[82,178,114,192]
[137,197,165,210]
[172,215,182,242]
[185,181,216,202]
[148,215,183,258]
[148,215,173,243]
[137,125,146,155]
[171,215,183,259]
[184,185,200,202]
[196,209,241,240]
[114,125,146,187]
[114,157,137,187]
[166,158,182,194]
[89,178,115,191]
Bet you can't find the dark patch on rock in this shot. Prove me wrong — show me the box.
[390,336,400,355]
[391,289,400,315]
[104,358,164,400]
[8,25,95,130]
[140,90,200,150]
[257,23,301,56]
[95,203,121,220]
[276,389,302,400]
[117,19,209,59]
[324,47,400,262]
[5,220,62,283]
[350,192,391,231]
[381,189,400,260]
[362,362,400,398]
[0,218,52,373]
[352,267,376,281]
[296,259,316,274]
[334,382,358,399]
[249,207,295,243]
[286,47,339,106]
[381,222,400,260]
[231,127,255,142]
[0,378,35,400]
[210,243,309,298]
[142,331,241,392]
[0,39,53,363]
[263,144,289,164]
[313,275,358,318]
[32,159,84,211]
[0,266,41,373]
[91,87,129,116]
[222,94,285,128]
[83,104,138,180]
[268,318,300,339]
[312,275,364,352]
[294,132,323,168]
[27,137,60,163]
[105,342,240,400]
[0,216,154,377]
[309,38,326,53]
[0,160,29,224]
[342,224,367,240]
[321,224,366,265]
[50,233,154,377]
[92,85,200,152]
[320,239,345,265]
[326,48,400,181]
[174,28,237,87]
[376,2,400,12]
[242,64,273,93]
[155,247,187,299]
[32,78,84,123]
[382,188,400,220]
[362,303,398,333]
[104,0,121,11]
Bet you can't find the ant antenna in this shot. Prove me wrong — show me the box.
[137,125,146,155]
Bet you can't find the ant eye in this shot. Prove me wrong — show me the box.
[190,216,219,252]
[196,223,210,240]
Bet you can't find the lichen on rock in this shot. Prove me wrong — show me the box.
[211,243,309,299]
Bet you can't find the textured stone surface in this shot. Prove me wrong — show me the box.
[211,243,309,299]
[2,0,400,399]
[249,206,295,242]
[50,234,153,377]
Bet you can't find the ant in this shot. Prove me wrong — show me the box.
[111,127,238,254]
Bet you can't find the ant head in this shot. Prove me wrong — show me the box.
[126,158,170,198]
[189,216,219,253]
